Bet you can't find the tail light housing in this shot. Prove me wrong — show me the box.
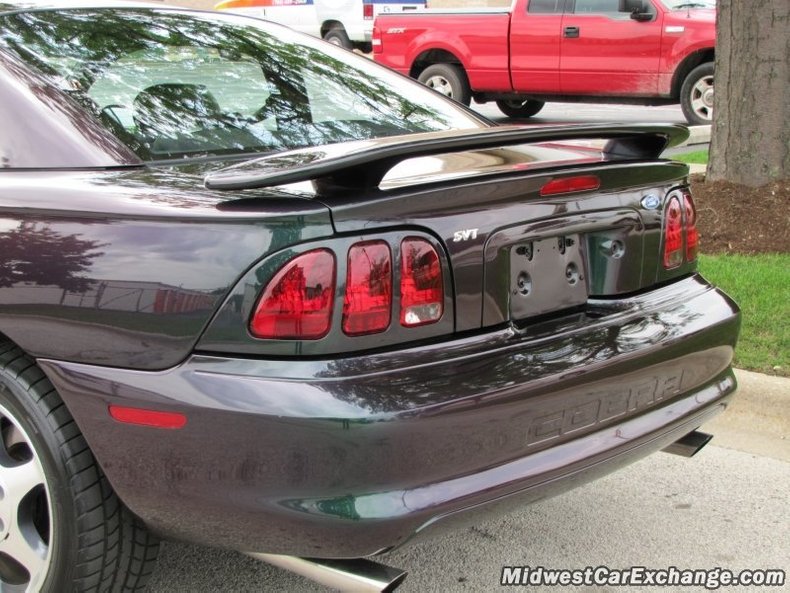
[250,249,335,339]
[683,191,699,262]
[400,238,443,326]
[363,2,373,19]
[343,241,392,335]
[662,188,699,270]
[662,195,684,269]
[250,237,445,342]
[372,27,382,53]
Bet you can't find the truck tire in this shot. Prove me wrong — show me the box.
[496,99,546,119]
[417,64,472,106]
[680,62,714,126]
[0,339,160,592]
[324,27,352,50]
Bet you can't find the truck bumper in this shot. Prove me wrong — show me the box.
[40,275,740,557]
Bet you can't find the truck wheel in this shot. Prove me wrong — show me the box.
[324,27,352,50]
[495,99,546,118]
[0,339,160,592]
[680,62,714,126]
[417,64,471,106]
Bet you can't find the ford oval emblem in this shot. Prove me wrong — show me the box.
[641,194,661,210]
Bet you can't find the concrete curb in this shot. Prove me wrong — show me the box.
[705,369,790,462]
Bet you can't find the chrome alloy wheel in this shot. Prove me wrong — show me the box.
[422,74,454,98]
[0,402,52,592]
[689,74,714,121]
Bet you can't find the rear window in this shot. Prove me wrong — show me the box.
[0,8,479,161]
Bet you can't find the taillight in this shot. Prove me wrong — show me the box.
[250,249,335,339]
[540,175,600,196]
[663,195,683,269]
[683,192,699,262]
[343,241,392,335]
[363,2,373,19]
[400,238,443,326]
[372,27,382,53]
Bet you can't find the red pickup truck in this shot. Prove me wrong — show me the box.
[373,0,716,124]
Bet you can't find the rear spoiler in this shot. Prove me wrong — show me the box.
[204,123,689,194]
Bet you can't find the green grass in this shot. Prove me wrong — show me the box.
[673,149,709,164]
[698,254,789,376]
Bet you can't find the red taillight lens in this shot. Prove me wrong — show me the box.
[683,192,699,262]
[540,175,600,196]
[363,2,373,19]
[663,195,683,269]
[400,238,443,326]
[109,406,186,429]
[250,249,335,339]
[343,241,392,335]
[372,26,382,53]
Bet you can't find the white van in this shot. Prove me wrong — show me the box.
[215,0,426,52]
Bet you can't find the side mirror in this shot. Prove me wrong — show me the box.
[620,0,654,21]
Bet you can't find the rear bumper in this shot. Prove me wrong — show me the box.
[40,275,740,557]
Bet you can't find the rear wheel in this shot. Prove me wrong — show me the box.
[680,62,714,126]
[323,27,352,50]
[0,339,160,592]
[417,64,471,106]
[495,99,546,118]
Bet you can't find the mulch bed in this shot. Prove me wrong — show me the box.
[690,175,790,255]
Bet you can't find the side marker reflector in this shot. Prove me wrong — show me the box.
[109,405,187,429]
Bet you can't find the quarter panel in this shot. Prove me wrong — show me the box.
[0,169,333,368]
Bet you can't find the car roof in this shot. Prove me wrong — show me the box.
[0,1,170,14]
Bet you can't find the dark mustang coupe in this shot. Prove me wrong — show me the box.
[0,1,740,591]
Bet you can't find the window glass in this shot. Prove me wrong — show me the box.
[0,9,480,161]
[659,0,715,8]
[573,0,623,13]
[528,0,565,13]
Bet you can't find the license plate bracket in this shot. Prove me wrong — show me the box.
[509,235,587,320]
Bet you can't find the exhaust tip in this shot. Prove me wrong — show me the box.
[248,552,407,592]
[662,430,713,457]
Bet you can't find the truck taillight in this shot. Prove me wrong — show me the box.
[372,26,382,53]
[400,238,443,326]
[363,2,373,19]
[663,195,684,269]
[250,249,335,339]
[683,191,699,262]
[343,241,392,335]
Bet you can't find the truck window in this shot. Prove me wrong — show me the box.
[528,0,565,12]
[572,0,623,13]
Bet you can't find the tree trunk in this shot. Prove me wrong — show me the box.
[707,0,789,186]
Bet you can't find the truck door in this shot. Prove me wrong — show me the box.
[560,0,663,95]
[510,0,567,92]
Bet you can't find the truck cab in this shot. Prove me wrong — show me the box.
[373,0,716,124]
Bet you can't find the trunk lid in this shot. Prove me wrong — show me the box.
[206,124,693,332]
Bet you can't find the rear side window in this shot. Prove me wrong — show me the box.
[0,9,479,161]
[528,0,565,12]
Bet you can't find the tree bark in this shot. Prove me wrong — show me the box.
[708,0,789,186]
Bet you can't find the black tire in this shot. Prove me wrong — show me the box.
[323,27,352,50]
[417,63,472,106]
[495,99,546,119]
[0,338,160,592]
[680,62,714,126]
